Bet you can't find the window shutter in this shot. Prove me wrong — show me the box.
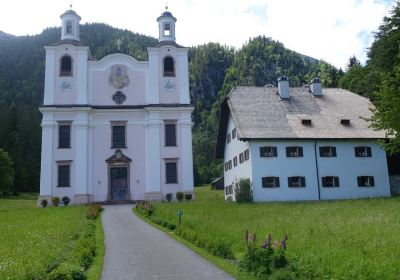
[322,177,326,187]
[334,177,340,187]
[166,162,177,183]
[370,176,375,186]
[165,124,176,146]
[301,177,306,187]
[275,177,280,188]
[367,147,372,157]
[298,147,303,157]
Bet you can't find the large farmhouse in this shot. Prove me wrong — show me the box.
[215,77,391,201]
[38,8,194,204]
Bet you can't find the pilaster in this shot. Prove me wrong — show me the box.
[43,48,56,105]
[76,49,89,104]
[147,50,160,104]
[145,110,161,193]
[39,116,55,197]
[179,114,194,191]
[177,51,190,104]
[74,110,90,196]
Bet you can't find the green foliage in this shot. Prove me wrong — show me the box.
[86,204,102,219]
[62,196,71,206]
[0,148,14,196]
[41,199,48,208]
[208,238,234,259]
[136,201,155,217]
[235,178,253,203]
[165,193,173,202]
[146,186,400,279]
[184,193,192,201]
[45,263,86,280]
[52,196,60,207]
[176,191,184,201]
[0,199,90,279]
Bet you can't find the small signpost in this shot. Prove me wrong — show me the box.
[177,210,183,225]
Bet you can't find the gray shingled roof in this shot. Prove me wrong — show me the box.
[228,86,386,139]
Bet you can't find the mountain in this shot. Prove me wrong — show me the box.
[0,23,340,192]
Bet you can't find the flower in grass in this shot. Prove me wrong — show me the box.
[280,234,288,250]
[261,233,272,249]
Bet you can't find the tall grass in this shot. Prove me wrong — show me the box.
[0,199,88,279]
[151,187,400,279]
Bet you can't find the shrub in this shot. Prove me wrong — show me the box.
[269,268,296,280]
[176,191,184,201]
[235,178,253,203]
[184,193,192,201]
[136,201,155,217]
[45,262,86,280]
[166,223,176,231]
[208,238,234,259]
[62,196,70,206]
[41,199,48,208]
[86,204,102,219]
[52,197,61,207]
[165,193,173,202]
[0,148,14,196]
[238,230,288,279]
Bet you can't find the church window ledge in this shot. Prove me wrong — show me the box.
[111,121,127,149]
[57,161,72,188]
[165,160,178,184]
[165,121,177,146]
[58,121,72,149]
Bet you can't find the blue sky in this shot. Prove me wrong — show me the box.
[0,0,394,68]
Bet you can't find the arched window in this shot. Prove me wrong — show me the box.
[60,55,72,76]
[163,56,175,77]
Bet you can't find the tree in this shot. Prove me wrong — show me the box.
[0,148,14,196]
[346,55,361,70]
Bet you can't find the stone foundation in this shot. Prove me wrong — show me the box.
[37,195,53,207]
[73,194,94,204]
[144,192,163,201]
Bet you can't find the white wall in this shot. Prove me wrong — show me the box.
[249,140,390,202]
[224,114,251,201]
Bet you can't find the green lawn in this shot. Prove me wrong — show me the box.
[0,198,90,279]
[150,187,400,279]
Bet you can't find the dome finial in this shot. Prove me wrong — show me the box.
[165,1,168,11]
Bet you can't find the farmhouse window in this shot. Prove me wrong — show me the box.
[322,176,340,187]
[166,162,178,184]
[224,162,228,171]
[239,152,244,163]
[288,176,306,188]
[260,146,277,157]
[357,176,375,187]
[58,121,71,148]
[286,146,303,157]
[262,177,280,188]
[232,128,237,139]
[165,122,177,146]
[227,133,231,143]
[355,146,372,157]
[57,162,71,187]
[319,146,337,157]
[244,149,250,161]
[233,156,238,167]
[228,160,232,170]
[111,122,126,148]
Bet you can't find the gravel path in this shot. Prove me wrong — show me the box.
[101,204,234,280]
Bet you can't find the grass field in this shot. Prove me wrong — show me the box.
[149,187,400,279]
[0,198,90,279]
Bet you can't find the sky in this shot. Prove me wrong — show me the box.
[0,0,394,69]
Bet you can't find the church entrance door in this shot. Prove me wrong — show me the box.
[110,167,128,201]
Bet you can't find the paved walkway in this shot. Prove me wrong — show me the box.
[101,205,234,280]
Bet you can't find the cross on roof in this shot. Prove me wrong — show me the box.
[116,39,123,51]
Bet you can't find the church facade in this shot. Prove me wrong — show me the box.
[39,8,194,204]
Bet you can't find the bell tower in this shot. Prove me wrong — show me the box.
[60,6,81,41]
[157,7,177,42]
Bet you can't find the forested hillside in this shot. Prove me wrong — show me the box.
[0,22,341,192]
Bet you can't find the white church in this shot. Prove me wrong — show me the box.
[39,8,194,204]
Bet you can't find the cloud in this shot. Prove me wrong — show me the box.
[0,0,393,68]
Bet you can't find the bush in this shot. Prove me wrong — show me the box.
[52,197,60,207]
[184,193,192,201]
[46,262,86,280]
[235,178,253,203]
[41,199,48,208]
[86,204,102,219]
[165,193,173,202]
[62,196,70,206]
[269,268,296,280]
[208,238,234,259]
[136,201,155,217]
[176,192,184,201]
[0,149,14,196]
[238,231,288,279]
[166,223,176,231]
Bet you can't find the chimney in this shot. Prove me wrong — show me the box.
[310,77,322,96]
[278,76,290,99]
